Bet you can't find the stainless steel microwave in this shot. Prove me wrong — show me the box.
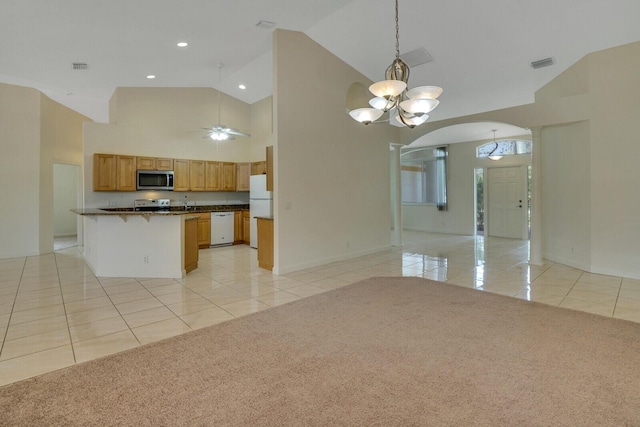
[136,170,174,191]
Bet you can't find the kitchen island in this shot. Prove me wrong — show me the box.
[73,205,248,279]
[73,209,197,279]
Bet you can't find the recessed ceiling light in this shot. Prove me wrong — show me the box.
[238,84,246,90]
[177,42,188,47]
[146,75,156,79]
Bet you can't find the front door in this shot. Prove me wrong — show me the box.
[487,166,526,239]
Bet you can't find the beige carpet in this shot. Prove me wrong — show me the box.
[1,277,640,426]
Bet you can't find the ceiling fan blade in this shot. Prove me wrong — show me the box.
[225,128,251,137]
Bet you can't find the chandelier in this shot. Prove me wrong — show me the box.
[349,0,442,128]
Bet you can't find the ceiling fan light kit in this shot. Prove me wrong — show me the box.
[196,63,251,142]
[349,0,442,129]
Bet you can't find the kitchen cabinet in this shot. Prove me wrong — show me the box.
[266,146,273,191]
[205,161,222,191]
[184,217,199,274]
[195,212,211,248]
[236,162,251,191]
[189,160,206,191]
[173,159,190,191]
[116,155,137,191]
[242,211,250,244]
[136,157,155,170]
[137,157,174,171]
[221,162,236,191]
[252,161,267,175]
[93,153,136,191]
[93,154,117,191]
[156,158,174,170]
[257,217,274,271]
[234,211,243,243]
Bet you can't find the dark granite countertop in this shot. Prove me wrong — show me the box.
[72,204,249,216]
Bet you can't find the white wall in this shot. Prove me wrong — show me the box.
[272,30,398,274]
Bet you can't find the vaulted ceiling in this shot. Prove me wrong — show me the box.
[3,0,640,134]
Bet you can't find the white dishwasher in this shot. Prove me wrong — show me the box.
[210,212,234,246]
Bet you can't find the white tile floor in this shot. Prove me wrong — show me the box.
[2,231,640,387]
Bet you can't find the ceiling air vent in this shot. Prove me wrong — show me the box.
[72,63,88,70]
[400,47,434,68]
[530,57,554,69]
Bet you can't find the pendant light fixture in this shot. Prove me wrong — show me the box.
[488,129,503,160]
[349,0,442,128]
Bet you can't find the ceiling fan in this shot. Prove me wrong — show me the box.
[194,63,250,141]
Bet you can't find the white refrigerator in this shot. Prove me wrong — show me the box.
[249,175,273,248]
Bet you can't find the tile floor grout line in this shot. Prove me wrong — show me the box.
[54,250,79,363]
[0,256,27,358]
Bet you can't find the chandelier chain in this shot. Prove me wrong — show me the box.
[394,0,400,59]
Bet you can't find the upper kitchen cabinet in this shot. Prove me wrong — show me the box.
[93,153,136,192]
[252,161,267,175]
[137,157,174,171]
[236,163,251,191]
[173,159,190,192]
[221,162,236,192]
[266,146,273,191]
[189,160,206,191]
[205,161,222,191]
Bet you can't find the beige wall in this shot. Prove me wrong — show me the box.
[0,84,42,257]
[272,30,398,273]
[83,87,258,208]
[399,41,640,279]
[0,83,88,258]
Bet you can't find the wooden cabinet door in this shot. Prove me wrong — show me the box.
[116,155,137,191]
[221,162,236,191]
[189,160,205,191]
[136,157,155,170]
[251,161,267,175]
[242,211,250,244]
[266,146,273,191]
[196,213,210,248]
[236,162,251,191]
[155,158,174,171]
[205,161,222,191]
[234,211,243,243]
[257,218,274,270]
[184,218,199,273]
[93,154,117,191]
[173,159,190,191]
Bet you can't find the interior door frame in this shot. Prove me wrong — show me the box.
[485,165,528,240]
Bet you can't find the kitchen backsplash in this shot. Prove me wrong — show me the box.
[86,190,249,209]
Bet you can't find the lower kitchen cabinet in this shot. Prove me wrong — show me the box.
[242,211,250,244]
[257,217,273,271]
[195,213,211,248]
[184,217,199,274]
[234,211,243,243]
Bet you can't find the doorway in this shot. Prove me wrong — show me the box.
[486,166,528,239]
[53,163,81,250]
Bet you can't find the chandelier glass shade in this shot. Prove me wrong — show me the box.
[349,0,442,128]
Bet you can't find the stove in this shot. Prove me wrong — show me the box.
[134,199,171,211]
